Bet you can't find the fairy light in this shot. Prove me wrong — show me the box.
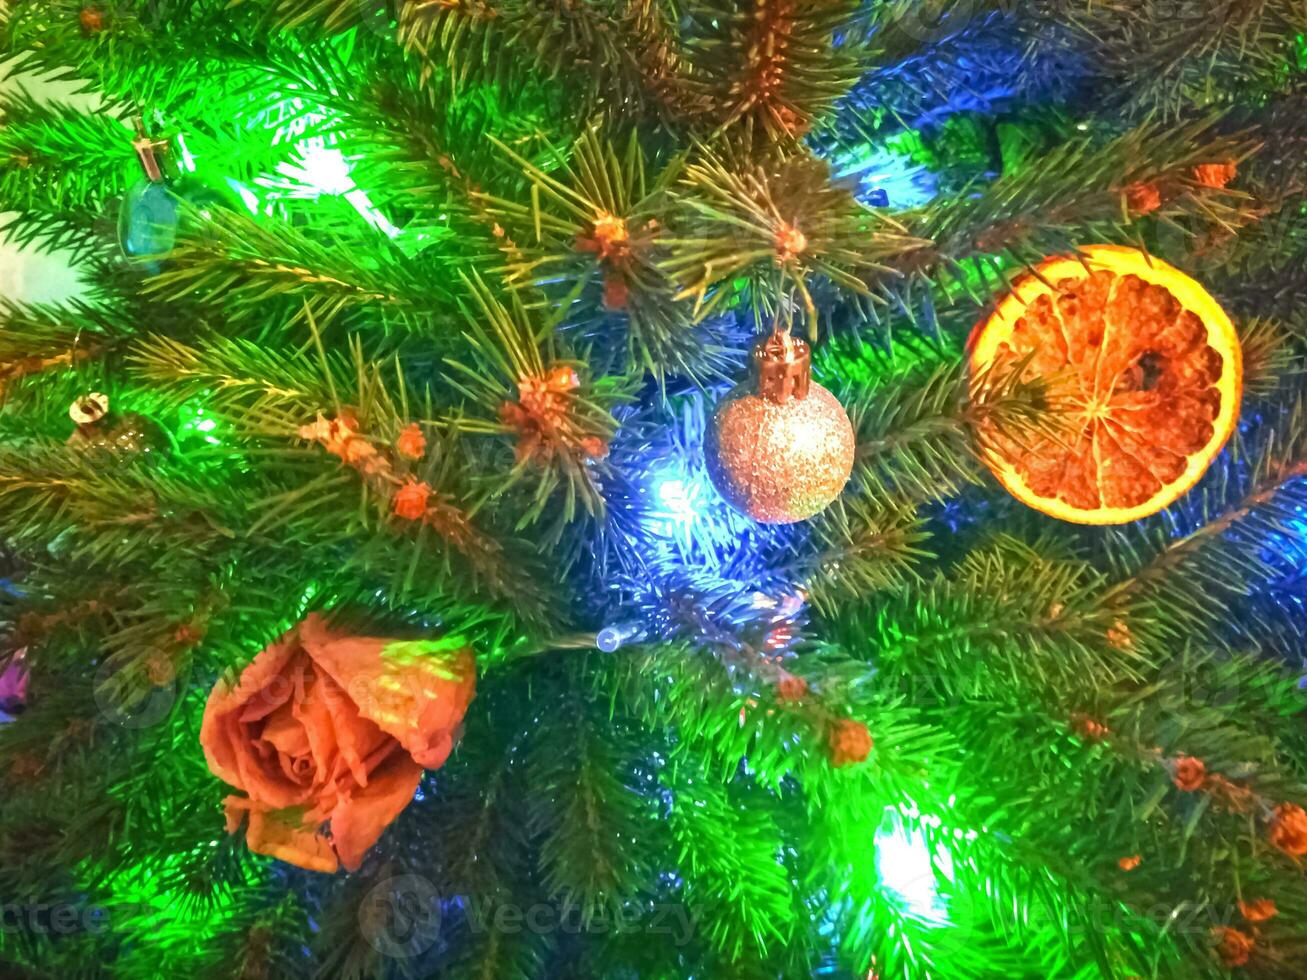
[830,143,939,209]
[173,132,198,173]
[224,93,403,237]
[175,401,225,447]
[596,622,647,652]
[274,143,402,238]
[647,462,708,541]
[228,180,261,214]
[875,806,956,921]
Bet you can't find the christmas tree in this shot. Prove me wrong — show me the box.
[1,1,1306,977]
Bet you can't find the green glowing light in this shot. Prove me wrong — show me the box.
[875,806,955,922]
[77,849,256,932]
[174,401,228,449]
[238,96,404,238]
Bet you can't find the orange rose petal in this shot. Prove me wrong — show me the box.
[218,707,312,812]
[409,658,476,767]
[301,667,389,789]
[223,795,252,834]
[200,712,244,795]
[200,634,303,787]
[222,670,316,812]
[308,671,385,787]
[236,689,291,724]
[234,739,312,810]
[286,670,332,782]
[415,730,457,772]
[276,754,308,787]
[301,618,477,771]
[329,750,424,872]
[236,655,309,726]
[217,635,302,713]
[245,808,338,874]
[261,700,312,759]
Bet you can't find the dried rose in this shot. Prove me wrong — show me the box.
[201,614,475,872]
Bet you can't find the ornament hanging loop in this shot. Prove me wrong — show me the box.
[752,330,811,404]
[131,117,170,184]
[69,392,110,427]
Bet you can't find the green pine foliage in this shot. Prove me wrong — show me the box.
[0,2,1306,979]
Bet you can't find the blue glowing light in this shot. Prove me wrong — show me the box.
[657,476,698,519]
[832,145,939,210]
[647,464,708,542]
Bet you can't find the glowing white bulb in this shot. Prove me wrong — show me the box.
[875,807,954,922]
[646,465,706,541]
[657,476,696,519]
[290,144,353,196]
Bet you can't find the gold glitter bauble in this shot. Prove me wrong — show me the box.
[706,379,855,524]
[66,393,170,460]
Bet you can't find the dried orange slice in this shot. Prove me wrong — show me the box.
[969,245,1241,524]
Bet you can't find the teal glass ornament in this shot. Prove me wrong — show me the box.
[117,125,238,268]
[118,128,178,269]
[118,178,179,261]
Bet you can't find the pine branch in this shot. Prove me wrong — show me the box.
[0,301,130,400]
[143,208,462,335]
[0,207,113,265]
[0,298,132,360]
[1039,0,1306,118]
[130,329,564,622]
[829,4,1075,141]
[525,658,653,923]
[1092,388,1307,655]
[475,129,717,382]
[1239,316,1304,398]
[443,270,629,534]
[660,755,794,960]
[0,90,135,213]
[846,358,1059,515]
[802,502,931,616]
[682,0,866,141]
[660,145,931,333]
[848,534,1148,707]
[397,0,694,118]
[440,929,551,980]
[129,332,345,434]
[0,445,240,571]
[915,116,1262,270]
